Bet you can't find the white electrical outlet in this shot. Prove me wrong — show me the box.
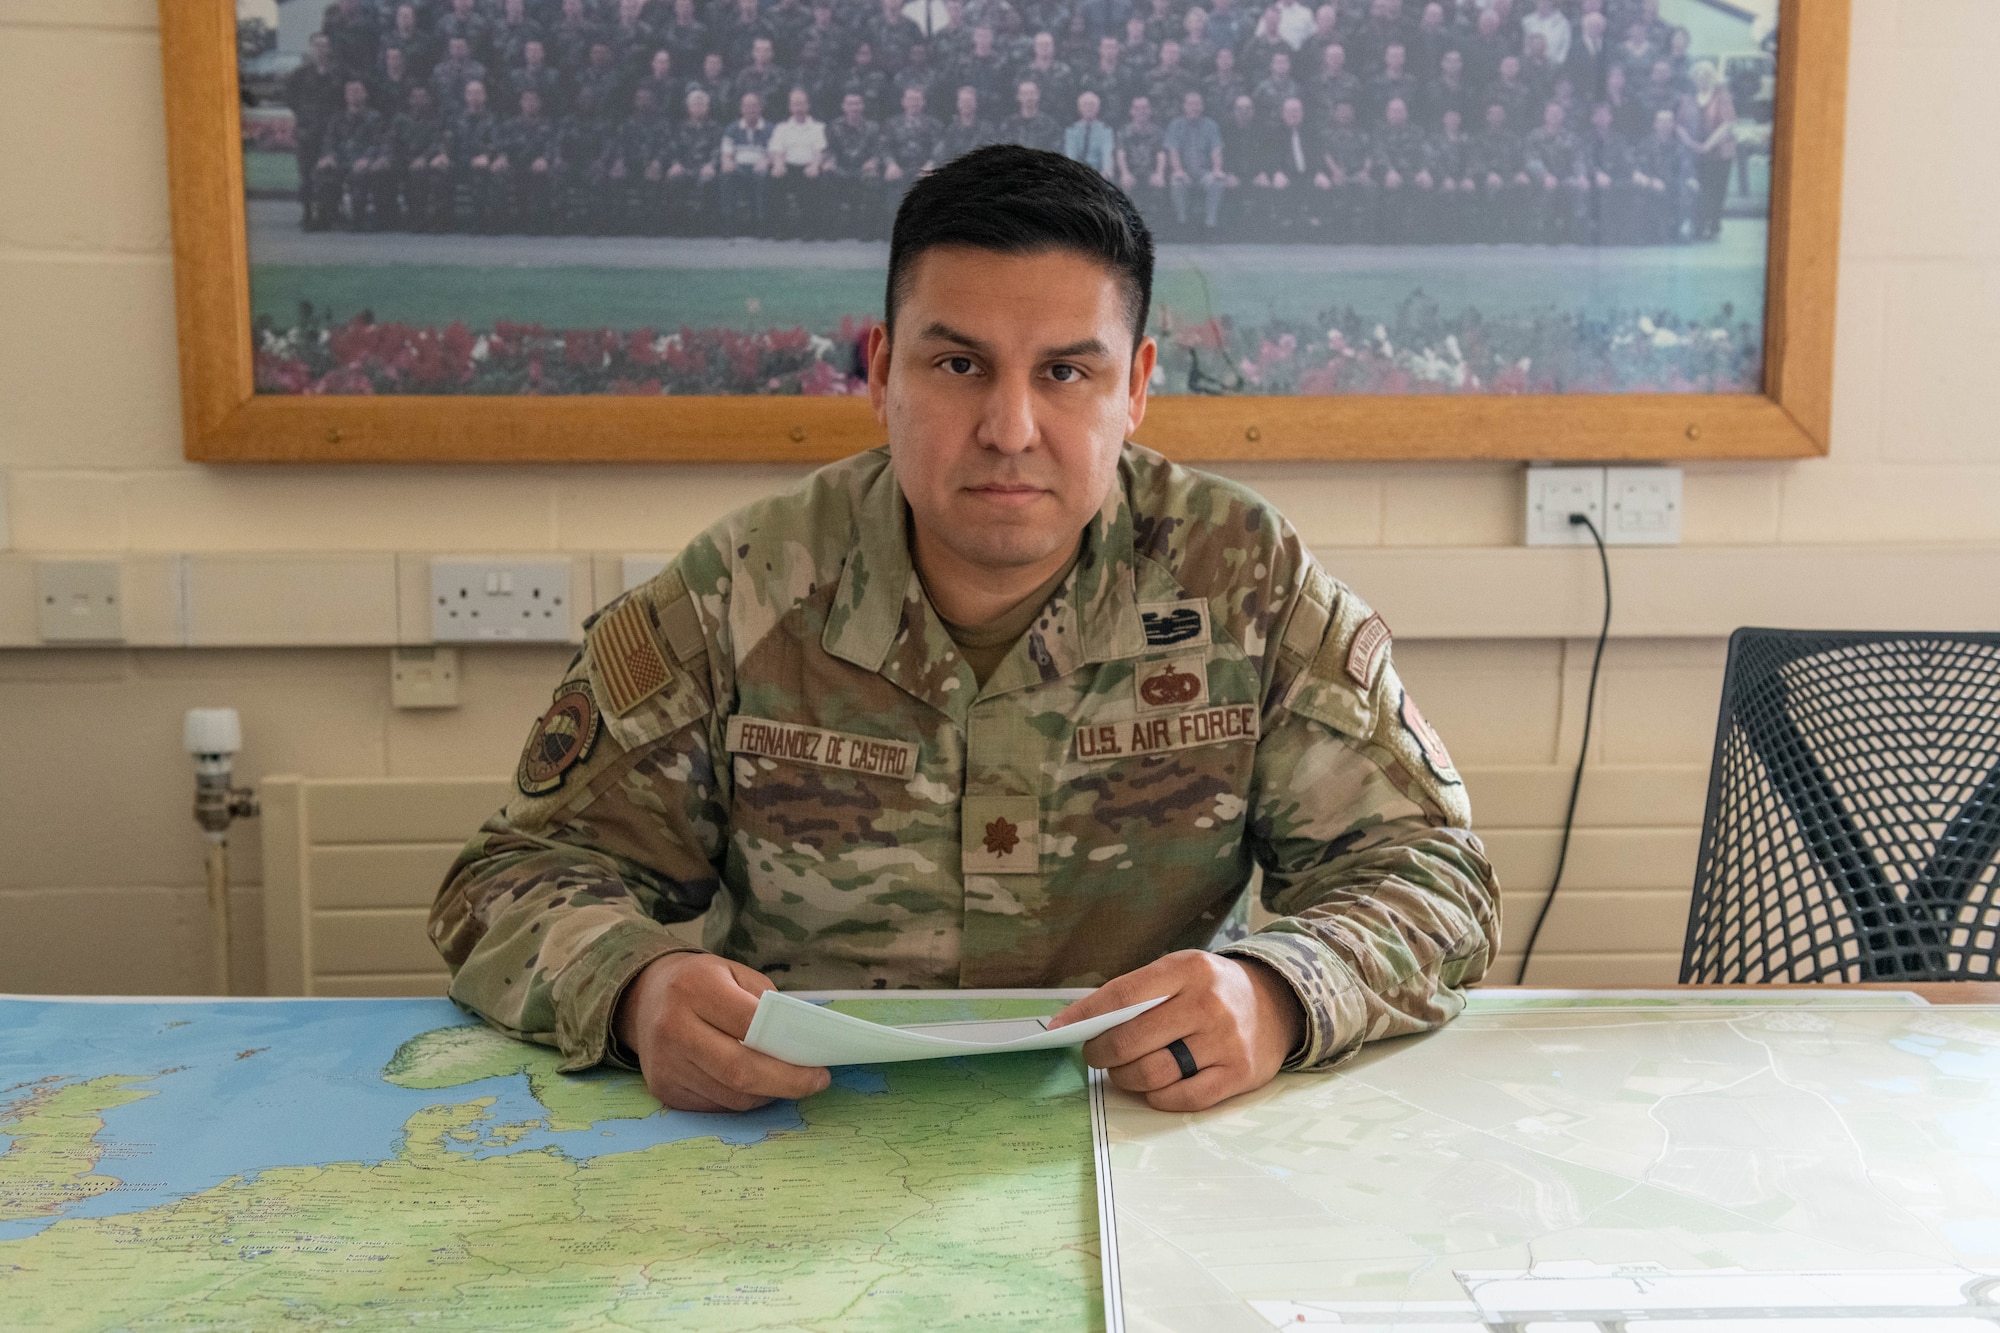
[391,646,461,708]
[1604,466,1683,546]
[36,560,124,642]
[1524,466,1607,546]
[622,554,670,593]
[430,558,572,642]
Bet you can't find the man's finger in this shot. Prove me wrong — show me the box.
[1048,958,1183,1030]
[683,1017,830,1101]
[1106,1045,1209,1095]
[1078,998,1197,1070]
[668,1056,777,1113]
[1144,1065,1240,1113]
[689,960,772,1039]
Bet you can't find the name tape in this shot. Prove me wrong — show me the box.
[1073,703,1259,761]
[725,715,919,778]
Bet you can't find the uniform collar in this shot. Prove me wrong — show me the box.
[823,447,1148,711]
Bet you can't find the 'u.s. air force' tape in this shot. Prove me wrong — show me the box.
[742,992,1167,1067]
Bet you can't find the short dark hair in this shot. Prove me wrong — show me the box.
[885,145,1154,351]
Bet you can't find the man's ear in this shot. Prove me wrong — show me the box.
[867,322,892,424]
[1126,335,1157,438]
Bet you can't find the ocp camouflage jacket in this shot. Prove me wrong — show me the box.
[430,444,1500,1073]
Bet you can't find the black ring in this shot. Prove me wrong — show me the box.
[1166,1038,1198,1080]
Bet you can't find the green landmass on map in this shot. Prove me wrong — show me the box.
[0,1014,1102,1332]
[0,1076,158,1224]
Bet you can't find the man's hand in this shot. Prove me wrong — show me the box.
[614,952,830,1113]
[1047,950,1305,1112]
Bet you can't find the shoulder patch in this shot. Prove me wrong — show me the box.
[1140,598,1211,649]
[1398,689,1461,785]
[517,683,601,796]
[588,596,673,716]
[1346,613,1392,691]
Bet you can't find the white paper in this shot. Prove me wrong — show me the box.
[742,991,1166,1067]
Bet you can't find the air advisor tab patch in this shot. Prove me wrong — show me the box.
[518,684,601,796]
[1346,613,1392,690]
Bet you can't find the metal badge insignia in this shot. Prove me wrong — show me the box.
[517,684,601,796]
[1346,613,1392,690]
[1399,689,1461,784]
[1139,599,1212,648]
[1135,654,1210,713]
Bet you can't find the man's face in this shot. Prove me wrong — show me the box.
[1017,82,1039,115]
[957,85,977,117]
[870,248,1155,579]
[1099,36,1119,64]
[1500,56,1519,82]
[741,91,761,120]
[1543,102,1563,130]
[705,53,724,78]
[448,36,469,61]
[974,27,994,54]
[1653,109,1674,138]
[1485,103,1504,129]
[386,48,406,76]
[590,43,613,68]
[1333,100,1353,126]
[1443,108,1460,134]
[1034,32,1054,59]
[1322,44,1344,74]
[1183,91,1202,118]
[653,51,671,77]
[904,86,925,115]
[844,93,865,121]
[1130,95,1152,124]
[525,40,545,67]
[1385,44,1404,75]
[523,90,542,116]
[1232,95,1253,124]
[1078,90,1100,119]
[1592,104,1611,132]
[1442,50,1461,78]
[753,38,773,66]
[855,43,874,66]
[1271,52,1288,78]
[790,88,810,118]
[635,87,656,114]
[1160,40,1180,68]
[1385,97,1405,126]
[1216,47,1233,71]
[1282,97,1303,127]
[689,89,710,118]
[345,80,367,111]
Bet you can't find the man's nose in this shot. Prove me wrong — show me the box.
[976,373,1038,455]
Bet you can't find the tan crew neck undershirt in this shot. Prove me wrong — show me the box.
[932,548,1082,688]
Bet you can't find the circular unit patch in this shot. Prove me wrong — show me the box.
[517,685,601,796]
[1399,689,1461,785]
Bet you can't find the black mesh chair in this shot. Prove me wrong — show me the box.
[1682,628,2000,983]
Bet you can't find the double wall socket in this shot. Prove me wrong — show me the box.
[1525,466,1682,546]
[430,559,573,641]
[36,560,124,642]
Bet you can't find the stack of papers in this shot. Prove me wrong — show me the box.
[743,991,1165,1066]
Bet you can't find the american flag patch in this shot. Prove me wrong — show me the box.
[589,597,673,716]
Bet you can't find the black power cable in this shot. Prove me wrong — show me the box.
[1518,512,1612,983]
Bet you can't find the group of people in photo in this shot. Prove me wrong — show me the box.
[272,0,1751,245]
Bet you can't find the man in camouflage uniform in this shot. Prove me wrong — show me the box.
[824,92,885,237]
[432,145,1498,1116]
[311,78,388,231]
[1524,99,1589,243]
[665,88,724,234]
[388,82,449,230]
[1370,94,1428,241]
[879,85,941,211]
[1470,100,1531,242]
[285,31,344,227]
[492,87,566,234]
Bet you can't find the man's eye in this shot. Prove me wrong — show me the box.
[942,356,976,375]
[1049,363,1083,383]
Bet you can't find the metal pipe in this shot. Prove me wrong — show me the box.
[204,835,233,995]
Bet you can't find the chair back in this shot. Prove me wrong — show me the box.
[1683,628,2000,983]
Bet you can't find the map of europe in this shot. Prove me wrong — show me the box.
[0,995,1103,1331]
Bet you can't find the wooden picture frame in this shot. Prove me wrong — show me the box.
[161,0,1846,465]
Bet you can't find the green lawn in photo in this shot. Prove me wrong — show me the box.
[245,149,299,195]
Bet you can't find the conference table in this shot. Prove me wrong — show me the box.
[2,983,1996,1331]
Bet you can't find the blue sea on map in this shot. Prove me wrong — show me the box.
[0,998,882,1242]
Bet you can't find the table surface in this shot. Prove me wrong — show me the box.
[1479,982,2000,1004]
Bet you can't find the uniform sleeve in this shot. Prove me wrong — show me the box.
[428,568,731,1072]
[1217,564,1501,1071]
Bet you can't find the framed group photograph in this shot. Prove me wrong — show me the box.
[163,0,1846,463]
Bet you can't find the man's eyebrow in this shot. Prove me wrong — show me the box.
[1041,337,1113,361]
[914,322,989,353]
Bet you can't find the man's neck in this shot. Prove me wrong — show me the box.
[912,525,1085,630]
